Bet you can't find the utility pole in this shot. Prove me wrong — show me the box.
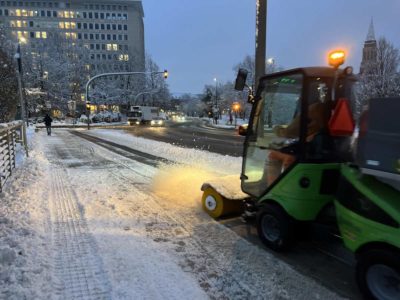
[255,0,267,91]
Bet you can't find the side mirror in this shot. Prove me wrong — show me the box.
[234,68,248,91]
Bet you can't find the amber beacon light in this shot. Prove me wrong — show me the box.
[328,50,346,68]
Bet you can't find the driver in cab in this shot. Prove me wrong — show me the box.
[267,84,331,184]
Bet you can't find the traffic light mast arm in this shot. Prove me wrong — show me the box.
[84,70,168,130]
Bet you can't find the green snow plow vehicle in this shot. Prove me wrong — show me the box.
[201,51,400,299]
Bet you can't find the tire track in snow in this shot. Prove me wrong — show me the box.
[49,167,112,299]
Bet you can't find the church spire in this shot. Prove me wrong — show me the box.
[366,18,376,42]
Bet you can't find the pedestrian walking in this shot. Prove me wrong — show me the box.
[44,113,53,136]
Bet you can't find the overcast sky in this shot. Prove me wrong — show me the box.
[142,0,400,95]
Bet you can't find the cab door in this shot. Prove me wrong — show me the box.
[241,73,304,197]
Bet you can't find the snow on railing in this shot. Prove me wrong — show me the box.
[0,121,26,192]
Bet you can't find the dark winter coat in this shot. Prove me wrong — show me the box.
[44,115,52,126]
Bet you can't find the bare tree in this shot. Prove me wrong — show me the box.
[357,37,400,117]
[0,48,18,122]
[0,23,18,122]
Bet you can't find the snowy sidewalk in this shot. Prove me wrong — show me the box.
[0,128,345,299]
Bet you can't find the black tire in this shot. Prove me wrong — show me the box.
[256,204,295,252]
[356,248,400,300]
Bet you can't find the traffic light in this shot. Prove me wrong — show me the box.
[163,69,168,79]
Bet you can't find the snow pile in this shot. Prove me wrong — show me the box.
[86,129,242,175]
[0,131,52,299]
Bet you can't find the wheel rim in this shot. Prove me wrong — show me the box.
[366,264,400,300]
[261,214,280,242]
[205,195,217,211]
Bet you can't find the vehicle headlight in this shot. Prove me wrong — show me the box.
[136,121,140,125]
[151,120,155,125]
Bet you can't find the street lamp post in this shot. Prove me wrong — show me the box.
[14,43,29,156]
[213,77,218,124]
[85,70,168,130]
[133,89,159,105]
[232,102,240,128]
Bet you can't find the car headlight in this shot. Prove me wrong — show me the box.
[136,121,140,125]
[151,120,155,125]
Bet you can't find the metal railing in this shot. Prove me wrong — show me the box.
[0,121,27,192]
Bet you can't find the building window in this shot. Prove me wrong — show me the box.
[40,10,45,17]
[107,34,110,40]
[101,34,105,40]
[65,32,76,39]
[77,23,81,29]
[101,44,105,50]
[112,24,116,30]
[88,12,92,18]
[106,43,118,51]
[83,23,87,29]
[53,11,57,17]
[100,12,104,19]
[89,33,93,39]
[106,24,110,30]
[100,24,105,30]
[96,44,100,50]
[124,35,128,41]
[83,11,86,18]
[113,34,116,40]
[84,33,88,39]
[95,24,99,30]
[95,33,99,40]
[118,24,122,30]
[78,33,82,39]
[89,23,93,29]
[94,12,98,18]
[124,25,127,30]
[119,54,129,61]
[35,31,46,39]
[90,44,94,50]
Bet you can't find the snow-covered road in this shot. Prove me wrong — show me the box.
[0,128,344,299]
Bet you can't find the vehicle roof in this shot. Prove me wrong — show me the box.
[260,66,347,80]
